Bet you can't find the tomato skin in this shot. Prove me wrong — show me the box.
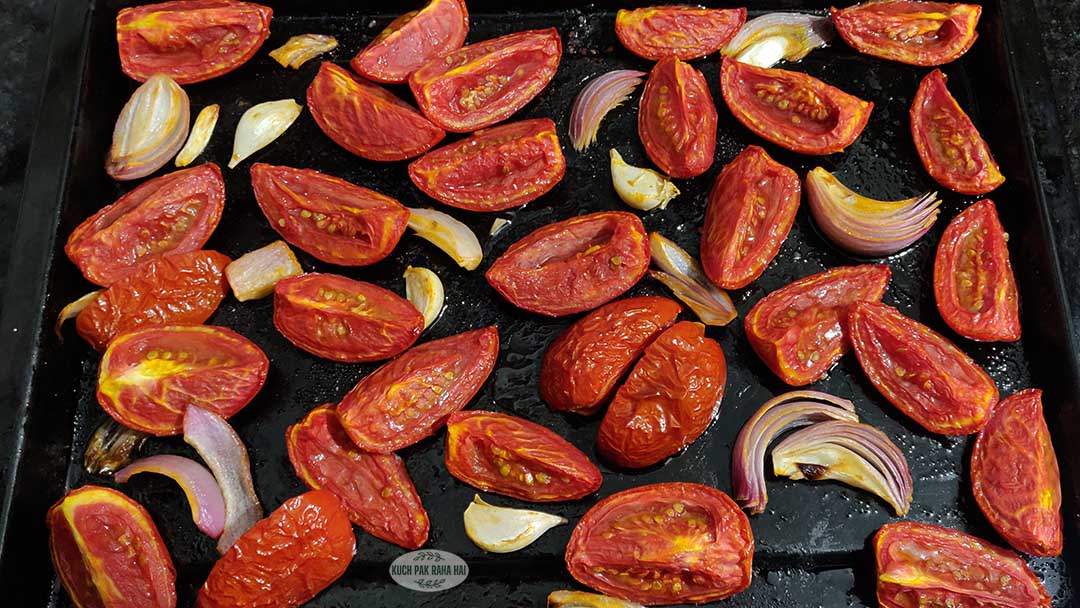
[444,410,603,502]
[720,57,873,155]
[540,296,682,415]
[848,301,998,434]
[409,28,562,133]
[48,485,177,608]
[700,145,801,290]
[337,326,499,453]
[116,0,272,84]
[874,522,1051,608]
[287,405,429,549]
[486,211,650,317]
[196,490,355,608]
[408,118,566,212]
[565,482,753,605]
[615,6,746,61]
[832,1,982,67]
[350,0,469,84]
[638,58,717,179]
[745,265,891,386]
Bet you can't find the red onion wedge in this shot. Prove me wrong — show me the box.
[83,417,147,474]
[722,13,834,68]
[107,74,190,181]
[569,70,646,152]
[732,390,858,514]
[116,454,227,539]
[648,232,736,326]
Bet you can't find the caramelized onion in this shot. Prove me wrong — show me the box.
[722,13,834,68]
[83,417,148,475]
[648,232,736,326]
[569,70,646,151]
[407,207,483,270]
[107,74,190,181]
[116,455,227,539]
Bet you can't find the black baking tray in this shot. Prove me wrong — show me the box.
[2,0,1079,606]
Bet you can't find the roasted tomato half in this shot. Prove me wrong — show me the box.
[350,0,469,83]
[486,211,649,317]
[638,58,717,179]
[307,62,445,162]
[849,301,998,434]
[337,326,499,453]
[117,0,272,84]
[875,522,1051,608]
[566,482,753,605]
[48,485,176,608]
[700,145,801,290]
[409,28,562,132]
[251,164,409,266]
[273,273,423,363]
[408,118,566,212]
[911,69,1003,194]
[444,410,603,502]
[197,490,355,608]
[745,265,891,386]
[832,1,982,66]
[287,405,430,549]
[720,57,873,155]
[615,6,746,61]
[971,389,1062,556]
[540,296,682,415]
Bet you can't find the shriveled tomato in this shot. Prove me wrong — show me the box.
[911,69,1003,194]
[566,482,753,605]
[408,118,566,212]
[832,1,982,66]
[615,6,745,61]
[444,410,602,502]
[273,273,422,363]
[971,389,1062,556]
[196,490,355,608]
[76,250,230,351]
[720,57,873,155]
[409,28,562,132]
[486,211,649,317]
[287,405,429,549]
[540,296,682,415]
[350,0,468,83]
[875,522,1051,608]
[251,164,409,266]
[638,58,717,179]
[337,326,498,453]
[307,62,444,162]
[117,0,272,84]
[65,163,224,286]
[745,265,891,386]
[700,145,800,290]
[849,301,998,434]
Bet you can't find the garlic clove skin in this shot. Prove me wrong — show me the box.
[228,99,303,169]
[463,495,567,553]
[610,149,680,211]
[403,266,445,330]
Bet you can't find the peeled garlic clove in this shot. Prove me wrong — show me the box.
[404,266,445,330]
[225,240,303,302]
[547,590,645,608]
[54,290,102,338]
[463,495,566,553]
[107,74,190,181]
[610,149,679,211]
[269,34,339,69]
[228,99,303,169]
[407,207,483,270]
[175,104,220,167]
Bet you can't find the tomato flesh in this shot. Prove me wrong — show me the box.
[638,58,717,179]
[615,6,746,61]
[350,0,469,83]
[832,1,982,66]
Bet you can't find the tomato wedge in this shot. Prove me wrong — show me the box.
[408,118,566,212]
[911,69,1003,194]
[700,145,801,290]
[307,62,445,162]
[350,0,469,83]
[444,410,603,502]
[745,265,891,386]
[615,6,746,61]
[849,301,998,434]
[637,57,717,179]
[65,163,224,286]
[251,163,409,266]
[337,326,499,453]
[117,0,272,84]
[486,211,649,317]
[832,1,982,66]
[409,28,562,132]
[566,482,753,605]
[720,57,873,155]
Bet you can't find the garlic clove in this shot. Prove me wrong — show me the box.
[176,104,220,167]
[228,99,303,169]
[406,207,483,270]
[547,590,645,608]
[403,266,445,330]
[463,495,566,553]
[609,149,679,211]
[269,34,339,69]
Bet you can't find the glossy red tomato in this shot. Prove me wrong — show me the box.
[337,326,499,453]
[615,6,746,61]
[65,163,224,286]
[444,410,603,502]
[486,211,649,317]
[196,490,355,608]
[745,265,891,386]
[849,301,998,434]
[875,522,1051,607]
[720,58,873,155]
[832,1,982,66]
[409,28,562,132]
[911,69,1003,194]
[350,0,469,83]
[700,145,801,290]
[566,482,753,605]
[408,118,566,212]
[638,58,717,179]
[117,0,272,84]
[540,296,682,415]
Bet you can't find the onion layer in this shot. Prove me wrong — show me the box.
[648,232,736,326]
[722,13,834,68]
[116,454,227,539]
[229,99,303,169]
[569,70,646,151]
[225,240,303,302]
[83,417,148,475]
[407,207,483,270]
[55,290,102,339]
[107,74,190,181]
